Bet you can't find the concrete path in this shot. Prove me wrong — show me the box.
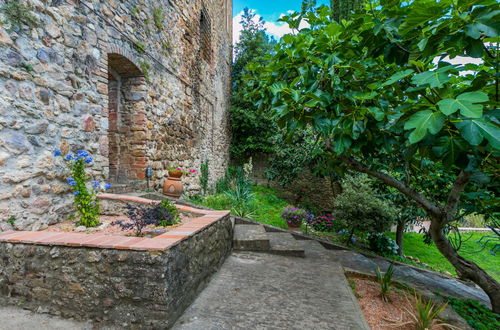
[173,251,369,330]
[0,305,93,330]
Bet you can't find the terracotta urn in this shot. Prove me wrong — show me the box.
[287,220,302,231]
[163,171,183,197]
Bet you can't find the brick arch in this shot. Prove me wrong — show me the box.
[106,45,144,77]
[107,50,148,186]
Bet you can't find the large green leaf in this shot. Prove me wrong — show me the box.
[436,92,489,118]
[404,110,445,144]
[455,119,500,149]
[432,136,467,168]
[381,69,414,87]
[411,66,455,88]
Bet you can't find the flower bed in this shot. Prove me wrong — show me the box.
[0,194,232,328]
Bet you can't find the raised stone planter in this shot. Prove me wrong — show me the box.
[0,197,232,328]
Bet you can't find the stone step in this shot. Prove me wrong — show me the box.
[267,232,305,257]
[233,225,270,251]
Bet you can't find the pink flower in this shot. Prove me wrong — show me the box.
[190,169,197,173]
[177,168,181,171]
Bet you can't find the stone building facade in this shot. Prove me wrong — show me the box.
[0,0,232,230]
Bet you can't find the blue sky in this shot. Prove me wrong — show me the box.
[232,0,329,41]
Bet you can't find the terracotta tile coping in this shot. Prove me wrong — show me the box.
[0,194,229,252]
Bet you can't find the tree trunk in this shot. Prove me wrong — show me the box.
[395,218,406,256]
[429,218,500,314]
[339,156,500,312]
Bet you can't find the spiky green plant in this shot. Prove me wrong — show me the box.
[409,295,449,330]
[375,263,395,302]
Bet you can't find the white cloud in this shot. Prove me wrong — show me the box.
[232,10,310,44]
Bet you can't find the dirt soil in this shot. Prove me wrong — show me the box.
[45,214,193,237]
[349,276,448,330]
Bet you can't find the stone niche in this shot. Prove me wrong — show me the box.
[107,54,148,185]
[0,204,232,328]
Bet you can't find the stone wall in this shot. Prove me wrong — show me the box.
[0,214,233,329]
[0,0,232,230]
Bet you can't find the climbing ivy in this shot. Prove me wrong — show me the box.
[0,0,38,30]
[153,8,165,32]
[139,60,151,82]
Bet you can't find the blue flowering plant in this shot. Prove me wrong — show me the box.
[281,206,313,228]
[53,149,111,227]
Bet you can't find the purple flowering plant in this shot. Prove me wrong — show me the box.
[54,149,112,227]
[281,206,313,227]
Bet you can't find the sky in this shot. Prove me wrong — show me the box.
[232,0,329,42]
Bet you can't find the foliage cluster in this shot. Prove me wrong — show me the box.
[367,232,399,256]
[158,200,180,226]
[113,202,179,236]
[448,297,500,330]
[54,149,111,227]
[334,175,397,238]
[189,185,290,229]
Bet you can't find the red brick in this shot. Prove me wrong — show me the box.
[0,231,30,241]
[128,238,177,251]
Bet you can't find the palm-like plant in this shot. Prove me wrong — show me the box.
[375,263,396,302]
[408,295,450,330]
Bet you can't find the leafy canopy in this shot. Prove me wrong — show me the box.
[248,0,499,219]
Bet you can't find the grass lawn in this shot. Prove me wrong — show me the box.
[387,232,500,282]
[188,185,291,229]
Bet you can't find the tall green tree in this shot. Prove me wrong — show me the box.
[249,1,500,312]
[230,8,276,160]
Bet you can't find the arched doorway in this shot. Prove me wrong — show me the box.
[107,53,147,185]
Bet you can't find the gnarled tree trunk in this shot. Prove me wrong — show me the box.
[429,218,500,313]
[340,156,500,313]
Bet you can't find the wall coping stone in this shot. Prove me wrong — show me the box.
[0,194,229,252]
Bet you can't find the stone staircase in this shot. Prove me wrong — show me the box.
[233,223,325,257]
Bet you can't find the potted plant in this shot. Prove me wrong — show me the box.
[281,206,312,231]
[163,167,196,197]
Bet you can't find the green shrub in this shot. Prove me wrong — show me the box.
[158,200,180,226]
[200,194,232,210]
[334,174,397,235]
[448,297,500,330]
[225,183,254,218]
[368,233,399,256]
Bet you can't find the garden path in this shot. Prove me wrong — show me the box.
[173,251,370,330]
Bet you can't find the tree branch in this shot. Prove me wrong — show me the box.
[338,155,441,216]
[444,170,471,223]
